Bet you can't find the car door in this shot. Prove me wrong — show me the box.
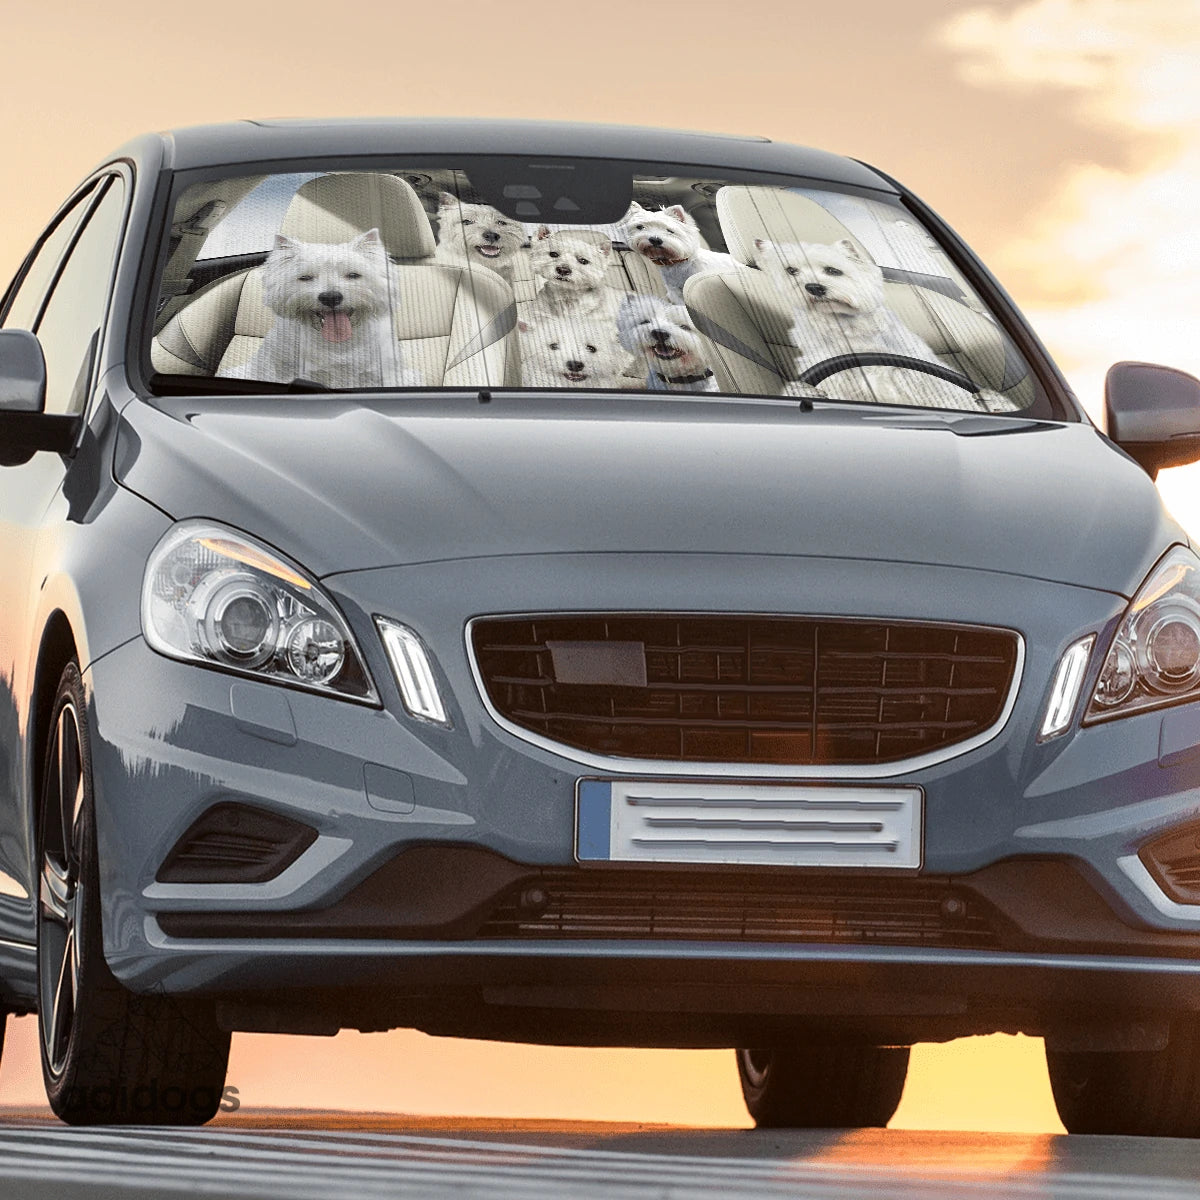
[0,173,127,956]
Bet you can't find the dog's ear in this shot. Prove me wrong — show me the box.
[438,191,459,209]
[536,225,552,241]
[518,318,535,334]
[272,234,300,256]
[664,205,694,226]
[599,241,612,258]
[753,237,771,254]
[351,228,383,250]
[835,238,866,262]
[623,200,645,220]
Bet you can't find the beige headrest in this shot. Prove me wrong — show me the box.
[280,173,436,261]
[540,227,613,249]
[716,185,869,266]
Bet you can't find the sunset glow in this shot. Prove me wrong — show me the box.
[0,0,1191,1130]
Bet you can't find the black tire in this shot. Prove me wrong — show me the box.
[37,662,231,1125]
[1046,1023,1200,1137]
[736,1044,910,1128]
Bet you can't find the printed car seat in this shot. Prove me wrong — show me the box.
[685,185,1032,405]
[153,173,519,388]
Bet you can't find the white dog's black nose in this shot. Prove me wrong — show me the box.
[555,265,572,276]
[482,230,501,243]
[648,237,663,247]
[566,359,584,371]
[650,328,670,343]
[805,283,827,297]
[318,290,343,308]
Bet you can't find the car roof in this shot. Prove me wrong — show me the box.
[112,118,896,192]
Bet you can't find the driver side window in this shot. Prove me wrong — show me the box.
[1,182,98,334]
[31,177,127,417]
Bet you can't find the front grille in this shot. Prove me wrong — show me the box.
[479,870,1001,950]
[471,615,1018,765]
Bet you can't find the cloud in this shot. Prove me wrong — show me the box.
[935,4,1200,392]
[940,0,1200,130]
[935,1,1200,527]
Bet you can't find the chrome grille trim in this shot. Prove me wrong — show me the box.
[465,613,1025,779]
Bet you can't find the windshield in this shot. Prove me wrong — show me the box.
[148,159,1052,416]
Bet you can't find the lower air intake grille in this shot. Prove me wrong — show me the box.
[479,871,1001,950]
[156,802,318,884]
[471,615,1019,765]
[1139,822,1200,905]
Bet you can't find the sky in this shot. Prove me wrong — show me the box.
[0,0,1195,1130]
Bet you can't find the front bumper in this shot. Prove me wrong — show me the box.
[81,552,1200,1035]
[117,929,1200,1048]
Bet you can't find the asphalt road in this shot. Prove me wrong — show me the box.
[0,1112,1196,1199]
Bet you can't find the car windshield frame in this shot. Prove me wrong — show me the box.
[133,152,1080,424]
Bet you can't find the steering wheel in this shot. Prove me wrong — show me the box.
[796,351,983,396]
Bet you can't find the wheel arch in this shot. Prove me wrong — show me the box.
[25,555,114,842]
[29,611,80,842]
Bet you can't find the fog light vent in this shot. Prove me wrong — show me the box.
[1139,824,1200,905]
[156,802,317,884]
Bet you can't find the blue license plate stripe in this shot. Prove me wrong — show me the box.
[576,780,613,861]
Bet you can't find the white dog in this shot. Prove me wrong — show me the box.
[527,227,624,322]
[616,294,720,393]
[755,237,1014,411]
[519,317,629,390]
[220,229,422,389]
[620,201,746,304]
[435,193,526,282]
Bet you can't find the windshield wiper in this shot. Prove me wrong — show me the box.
[151,374,333,396]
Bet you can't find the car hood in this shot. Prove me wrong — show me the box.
[115,395,1180,594]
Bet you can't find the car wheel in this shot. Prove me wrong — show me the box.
[37,661,231,1125]
[1046,1024,1200,1137]
[735,1044,910,1128]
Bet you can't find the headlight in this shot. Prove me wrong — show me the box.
[141,521,377,702]
[1086,545,1200,723]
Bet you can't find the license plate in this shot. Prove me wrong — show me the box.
[576,778,922,869]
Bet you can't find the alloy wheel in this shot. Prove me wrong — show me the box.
[38,699,85,1079]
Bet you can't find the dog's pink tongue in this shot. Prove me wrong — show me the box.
[320,311,353,343]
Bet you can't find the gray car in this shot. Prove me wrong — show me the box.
[3,118,1200,1133]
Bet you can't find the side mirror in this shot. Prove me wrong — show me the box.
[0,329,78,463]
[1106,361,1200,478]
